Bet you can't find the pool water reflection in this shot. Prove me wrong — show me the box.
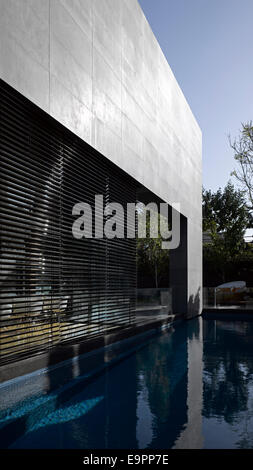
[1,317,253,449]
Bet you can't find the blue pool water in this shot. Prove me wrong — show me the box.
[1,317,253,449]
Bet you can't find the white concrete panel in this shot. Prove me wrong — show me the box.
[93,87,121,139]
[0,0,49,70]
[121,86,143,134]
[122,57,143,108]
[121,1,143,53]
[51,0,92,75]
[142,138,159,175]
[0,25,49,111]
[50,76,92,145]
[59,0,92,40]
[142,113,159,152]
[93,0,121,78]
[93,117,122,168]
[93,0,121,23]
[50,36,92,110]
[93,48,121,110]
[122,114,143,159]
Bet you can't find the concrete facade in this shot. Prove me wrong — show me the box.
[0,0,202,317]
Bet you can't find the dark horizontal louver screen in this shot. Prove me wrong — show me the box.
[0,79,137,365]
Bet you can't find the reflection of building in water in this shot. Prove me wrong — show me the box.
[136,326,188,449]
[173,317,204,449]
[136,373,154,448]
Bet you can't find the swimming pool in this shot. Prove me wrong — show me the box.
[1,317,253,449]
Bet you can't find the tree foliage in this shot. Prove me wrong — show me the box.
[137,208,169,288]
[230,121,253,211]
[203,182,251,285]
[203,182,250,253]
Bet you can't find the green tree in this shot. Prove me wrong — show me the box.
[203,182,250,253]
[203,182,250,284]
[137,209,169,288]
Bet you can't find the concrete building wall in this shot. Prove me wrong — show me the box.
[0,0,202,317]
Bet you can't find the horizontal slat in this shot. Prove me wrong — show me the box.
[0,78,137,366]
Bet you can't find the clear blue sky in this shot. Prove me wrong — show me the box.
[138,0,253,192]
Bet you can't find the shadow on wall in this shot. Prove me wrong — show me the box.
[188,287,201,318]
